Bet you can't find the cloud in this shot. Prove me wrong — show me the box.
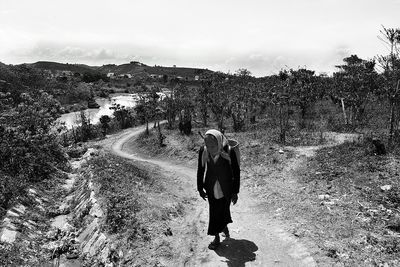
[210,45,354,77]
[5,43,136,65]
[334,46,351,61]
[1,40,356,77]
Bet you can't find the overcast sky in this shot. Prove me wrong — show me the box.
[0,0,399,76]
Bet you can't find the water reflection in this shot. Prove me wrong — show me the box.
[58,94,138,129]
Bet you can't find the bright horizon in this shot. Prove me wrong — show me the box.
[0,0,399,76]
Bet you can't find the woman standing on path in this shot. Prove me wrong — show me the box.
[197,129,240,250]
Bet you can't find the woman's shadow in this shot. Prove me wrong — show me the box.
[214,238,258,267]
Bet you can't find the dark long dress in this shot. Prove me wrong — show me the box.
[197,146,240,235]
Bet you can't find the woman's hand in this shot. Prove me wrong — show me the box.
[231,194,238,205]
[199,190,207,200]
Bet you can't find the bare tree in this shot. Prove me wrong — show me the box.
[377,26,400,147]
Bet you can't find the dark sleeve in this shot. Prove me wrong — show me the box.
[230,149,240,194]
[197,146,205,192]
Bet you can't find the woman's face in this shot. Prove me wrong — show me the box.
[205,135,218,156]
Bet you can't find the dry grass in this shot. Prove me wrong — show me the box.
[291,141,400,266]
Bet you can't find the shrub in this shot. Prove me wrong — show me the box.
[0,65,68,209]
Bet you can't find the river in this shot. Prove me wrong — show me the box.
[57,94,139,129]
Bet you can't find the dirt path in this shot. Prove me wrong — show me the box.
[108,126,323,267]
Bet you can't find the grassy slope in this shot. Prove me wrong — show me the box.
[85,151,186,266]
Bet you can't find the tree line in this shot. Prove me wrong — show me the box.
[158,27,400,145]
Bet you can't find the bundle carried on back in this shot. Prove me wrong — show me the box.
[227,139,240,168]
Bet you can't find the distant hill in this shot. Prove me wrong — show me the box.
[29,61,213,79]
[97,62,148,75]
[29,61,97,74]
[144,65,212,78]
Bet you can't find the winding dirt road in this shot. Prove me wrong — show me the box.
[109,125,321,267]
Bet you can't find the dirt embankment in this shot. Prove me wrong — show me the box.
[0,148,101,266]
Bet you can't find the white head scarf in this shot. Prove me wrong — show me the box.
[201,129,230,167]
